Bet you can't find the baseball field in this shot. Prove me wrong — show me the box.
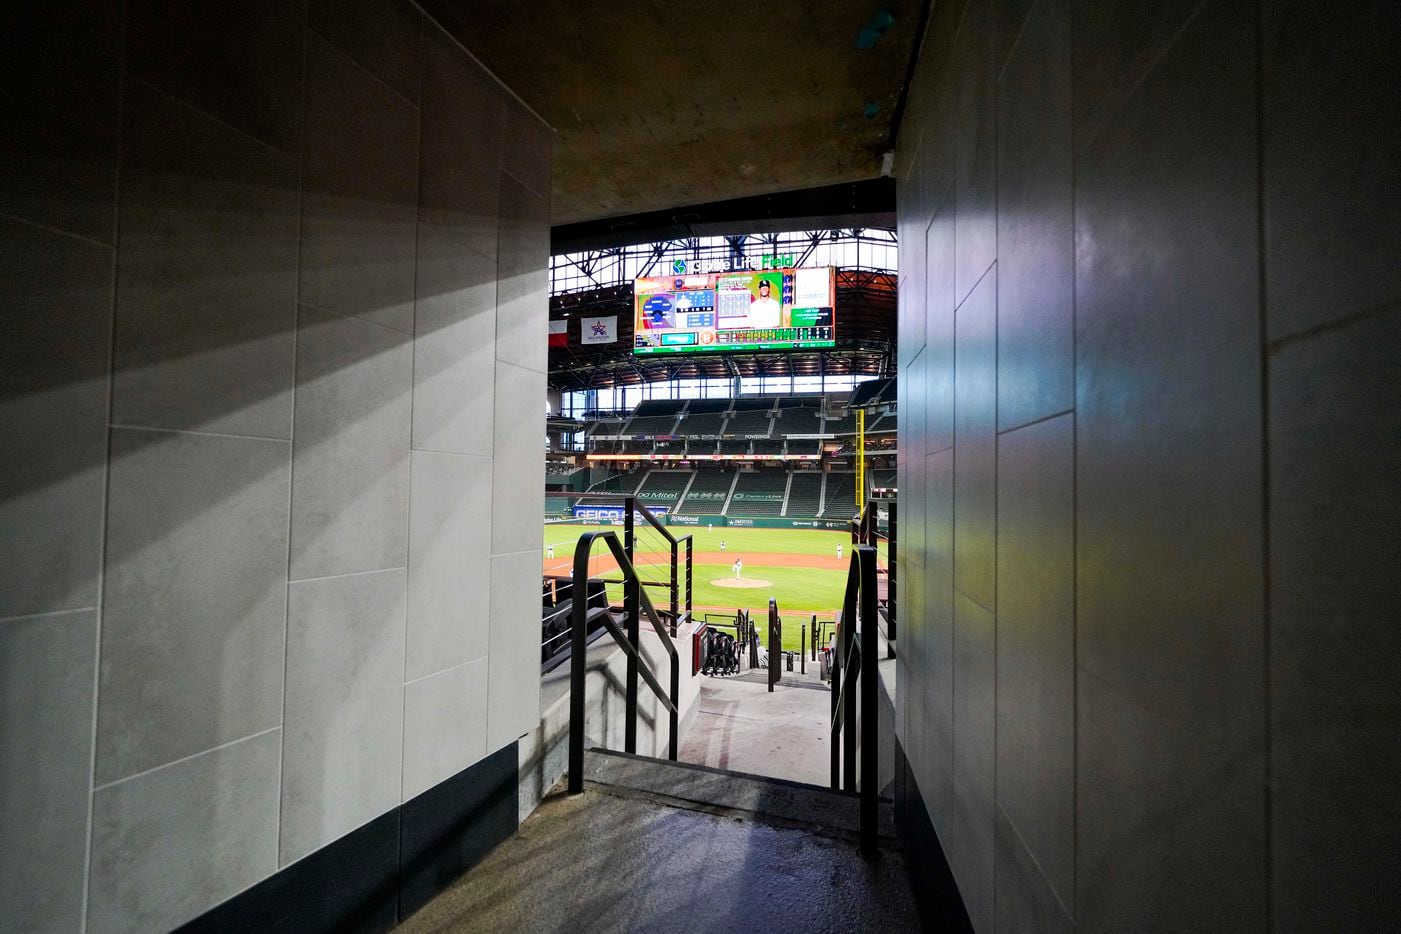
[542,522,887,652]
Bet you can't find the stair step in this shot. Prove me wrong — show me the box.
[583,749,893,841]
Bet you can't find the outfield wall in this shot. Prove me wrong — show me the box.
[664,515,853,531]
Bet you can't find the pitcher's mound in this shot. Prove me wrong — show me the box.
[713,577,772,589]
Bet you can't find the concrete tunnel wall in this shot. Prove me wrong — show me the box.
[892,0,1399,931]
[1,2,552,930]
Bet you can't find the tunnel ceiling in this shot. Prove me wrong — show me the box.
[420,1,923,225]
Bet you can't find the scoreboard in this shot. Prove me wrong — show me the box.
[633,267,836,355]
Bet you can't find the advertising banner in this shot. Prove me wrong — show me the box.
[571,504,667,523]
[661,515,851,530]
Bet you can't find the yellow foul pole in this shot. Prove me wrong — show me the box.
[856,409,866,511]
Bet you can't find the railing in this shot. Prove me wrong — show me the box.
[568,531,680,795]
[768,598,781,691]
[851,498,896,658]
[545,491,693,634]
[546,490,693,753]
[830,544,880,854]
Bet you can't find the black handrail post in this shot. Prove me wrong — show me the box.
[685,538,693,623]
[842,601,857,794]
[669,539,679,638]
[669,653,679,760]
[889,500,898,650]
[624,500,638,754]
[800,624,806,674]
[830,636,841,789]
[859,545,878,854]
[568,534,595,795]
[768,598,779,691]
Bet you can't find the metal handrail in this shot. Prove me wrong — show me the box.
[829,544,879,854]
[546,490,693,632]
[568,531,679,795]
[852,500,896,655]
[767,597,781,691]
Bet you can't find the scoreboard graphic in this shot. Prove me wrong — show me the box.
[633,267,836,355]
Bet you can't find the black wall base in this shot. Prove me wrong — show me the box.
[894,740,975,933]
[179,742,519,933]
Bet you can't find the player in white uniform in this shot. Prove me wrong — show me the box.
[547,544,555,560]
[748,279,782,328]
[733,559,743,579]
[837,543,843,560]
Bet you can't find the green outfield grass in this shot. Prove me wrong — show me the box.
[542,522,850,558]
[543,521,868,652]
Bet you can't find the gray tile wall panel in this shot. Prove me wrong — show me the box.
[112,82,298,439]
[0,0,119,243]
[898,197,927,371]
[995,413,1074,909]
[926,196,957,454]
[902,350,928,568]
[402,657,489,801]
[1073,3,1266,926]
[490,361,546,556]
[1261,1,1401,340]
[1070,0,1203,155]
[495,175,550,375]
[995,0,1073,431]
[0,609,97,932]
[299,35,420,335]
[97,428,291,785]
[280,568,407,864]
[486,551,543,751]
[0,220,112,619]
[1269,309,1401,931]
[406,450,492,681]
[953,270,996,610]
[307,0,422,104]
[88,729,281,934]
[501,99,552,200]
[925,448,956,841]
[1076,666,1264,931]
[125,0,304,156]
[288,305,412,581]
[950,591,995,933]
[7,2,552,927]
[412,225,498,455]
[419,26,502,259]
[994,806,1074,934]
[954,0,997,307]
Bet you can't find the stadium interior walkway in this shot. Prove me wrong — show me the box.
[679,664,833,786]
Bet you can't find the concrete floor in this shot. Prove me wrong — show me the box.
[678,664,834,786]
[397,775,920,934]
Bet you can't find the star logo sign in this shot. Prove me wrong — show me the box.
[590,322,610,338]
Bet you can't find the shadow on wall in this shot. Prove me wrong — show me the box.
[1,2,552,931]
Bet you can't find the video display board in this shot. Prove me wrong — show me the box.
[633,267,835,355]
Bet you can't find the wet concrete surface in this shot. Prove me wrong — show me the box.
[397,773,920,934]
